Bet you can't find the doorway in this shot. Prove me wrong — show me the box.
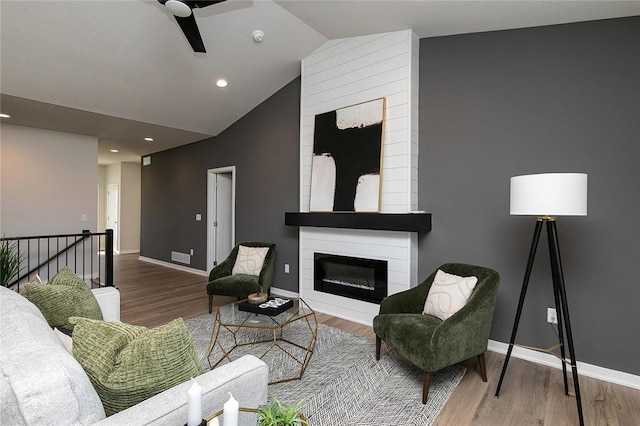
[207,166,235,271]
[106,183,119,253]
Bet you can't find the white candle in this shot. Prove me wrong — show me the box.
[187,379,202,426]
[223,392,239,426]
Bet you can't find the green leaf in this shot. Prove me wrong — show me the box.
[257,395,309,426]
[0,237,23,288]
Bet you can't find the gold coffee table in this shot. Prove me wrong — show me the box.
[207,298,317,384]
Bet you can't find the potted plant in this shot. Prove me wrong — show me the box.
[0,237,22,288]
[257,396,308,426]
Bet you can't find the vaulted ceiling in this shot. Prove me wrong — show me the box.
[2,1,639,164]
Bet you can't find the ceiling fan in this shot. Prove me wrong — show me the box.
[158,0,226,53]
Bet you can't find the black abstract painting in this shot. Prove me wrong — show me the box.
[310,99,385,212]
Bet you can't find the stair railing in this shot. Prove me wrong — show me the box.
[1,229,114,291]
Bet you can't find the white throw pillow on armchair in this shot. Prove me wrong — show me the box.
[232,246,269,276]
[423,269,478,320]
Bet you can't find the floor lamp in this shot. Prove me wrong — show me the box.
[495,173,587,426]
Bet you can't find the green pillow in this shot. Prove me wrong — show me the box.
[70,317,203,416]
[24,267,103,329]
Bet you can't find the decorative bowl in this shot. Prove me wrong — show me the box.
[248,292,268,304]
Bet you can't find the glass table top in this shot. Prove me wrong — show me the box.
[216,298,315,329]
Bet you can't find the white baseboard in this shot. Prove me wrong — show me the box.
[307,305,373,328]
[269,287,300,299]
[138,256,208,277]
[488,340,640,390]
[135,260,300,295]
[118,249,140,255]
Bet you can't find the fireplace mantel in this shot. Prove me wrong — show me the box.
[285,212,431,233]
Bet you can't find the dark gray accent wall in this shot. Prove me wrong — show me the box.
[141,77,301,291]
[418,17,640,375]
[141,17,639,375]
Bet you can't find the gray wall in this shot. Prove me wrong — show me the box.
[418,17,639,375]
[140,78,301,291]
[141,17,639,375]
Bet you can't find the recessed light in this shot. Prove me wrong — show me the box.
[110,149,119,153]
[0,113,10,118]
[144,137,154,142]
[216,79,228,88]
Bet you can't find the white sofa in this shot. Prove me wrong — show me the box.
[0,285,268,426]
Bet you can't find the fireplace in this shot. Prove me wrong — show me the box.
[314,253,387,304]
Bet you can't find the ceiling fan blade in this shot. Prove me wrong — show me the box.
[175,14,206,53]
[158,0,227,53]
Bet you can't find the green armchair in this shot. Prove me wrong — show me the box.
[206,242,276,313]
[373,263,500,404]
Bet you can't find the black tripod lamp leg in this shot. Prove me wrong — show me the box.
[548,221,584,426]
[495,220,544,398]
[549,230,570,396]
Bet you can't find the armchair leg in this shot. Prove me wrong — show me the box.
[477,353,488,382]
[375,336,381,360]
[423,372,431,404]
[208,295,213,314]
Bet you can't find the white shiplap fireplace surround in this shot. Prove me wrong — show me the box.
[297,30,421,326]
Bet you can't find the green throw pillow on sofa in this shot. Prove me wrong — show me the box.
[70,316,203,416]
[24,267,103,329]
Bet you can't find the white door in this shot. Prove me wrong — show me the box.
[207,167,235,271]
[215,173,233,263]
[106,184,119,253]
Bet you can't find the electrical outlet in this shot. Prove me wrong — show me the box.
[547,307,558,324]
[190,249,194,256]
[284,264,290,274]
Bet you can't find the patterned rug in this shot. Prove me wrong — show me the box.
[185,314,465,426]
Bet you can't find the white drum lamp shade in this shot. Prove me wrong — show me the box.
[510,173,588,217]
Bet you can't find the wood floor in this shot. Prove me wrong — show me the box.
[114,253,640,426]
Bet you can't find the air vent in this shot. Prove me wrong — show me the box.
[171,251,191,264]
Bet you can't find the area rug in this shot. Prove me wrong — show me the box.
[185,314,465,426]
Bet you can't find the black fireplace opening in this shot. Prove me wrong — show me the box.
[314,253,387,304]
